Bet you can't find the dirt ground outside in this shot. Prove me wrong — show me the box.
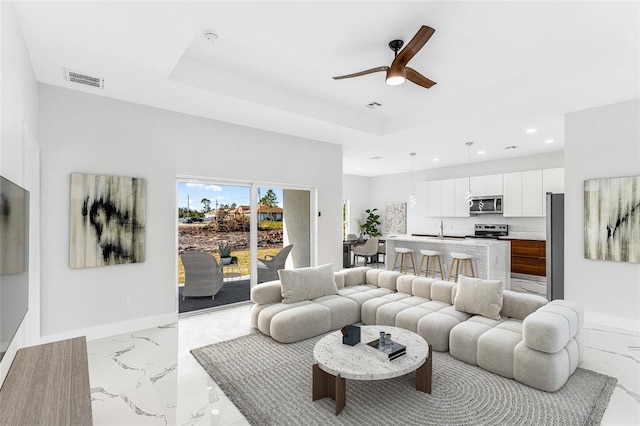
[177,224,284,283]
[178,223,283,254]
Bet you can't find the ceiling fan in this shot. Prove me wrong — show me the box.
[333,25,437,89]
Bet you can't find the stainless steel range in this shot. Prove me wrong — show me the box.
[467,224,509,239]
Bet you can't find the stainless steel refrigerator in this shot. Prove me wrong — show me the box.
[546,193,564,300]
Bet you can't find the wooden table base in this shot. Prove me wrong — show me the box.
[312,344,433,415]
[312,364,346,414]
[416,344,433,393]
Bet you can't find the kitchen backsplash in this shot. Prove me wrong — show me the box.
[406,215,546,239]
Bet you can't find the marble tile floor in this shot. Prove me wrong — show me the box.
[87,302,639,425]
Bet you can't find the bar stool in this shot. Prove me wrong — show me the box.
[418,249,444,279]
[447,252,475,282]
[393,247,416,275]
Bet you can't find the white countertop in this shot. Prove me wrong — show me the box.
[500,232,546,241]
[386,235,508,246]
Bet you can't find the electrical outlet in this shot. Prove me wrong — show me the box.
[121,296,129,306]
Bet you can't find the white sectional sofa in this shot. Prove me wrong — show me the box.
[250,265,583,392]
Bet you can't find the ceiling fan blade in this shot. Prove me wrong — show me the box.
[392,25,435,68]
[406,67,436,89]
[333,66,389,80]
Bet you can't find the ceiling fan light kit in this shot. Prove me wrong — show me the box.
[333,26,437,90]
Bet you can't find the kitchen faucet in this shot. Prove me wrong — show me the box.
[438,220,444,239]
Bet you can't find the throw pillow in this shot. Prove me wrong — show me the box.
[454,275,504,320]
[279,264,338,304]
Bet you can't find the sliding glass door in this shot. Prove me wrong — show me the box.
[177,178,314,314]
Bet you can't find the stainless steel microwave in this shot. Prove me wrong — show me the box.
[469,196,503,215]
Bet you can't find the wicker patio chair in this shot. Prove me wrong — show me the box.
[181,251,224,300]
[257,244,293,283]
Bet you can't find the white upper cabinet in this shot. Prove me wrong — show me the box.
[416,181,429,218]
[485,174,503,196]
[470,174,503,196]
[419,168,563,218]
[441,179,456,217]
[427,180,443,217]
[542,168,565,214]
[503,172,522,217]
[454,178,470,217]
[521,170,543,217]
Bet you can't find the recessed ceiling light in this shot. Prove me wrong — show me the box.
[478,150,486,154]
[526,128,537,134]
[433,158,439,162]
[545,139,555,144]
[356,167,362,171]
[370,156,384,160]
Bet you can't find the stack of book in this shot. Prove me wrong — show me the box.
[366,338,406,361]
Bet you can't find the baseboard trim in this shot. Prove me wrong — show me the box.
[39,312,178,344]
[585,311,639,333]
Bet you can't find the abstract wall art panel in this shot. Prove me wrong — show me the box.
[384,202,407,235]
[584,176,640,263]
[70,174,146,268]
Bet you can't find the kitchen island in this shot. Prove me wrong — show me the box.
[385,235,511,289]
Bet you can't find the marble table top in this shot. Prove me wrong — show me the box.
[313,326,428,381]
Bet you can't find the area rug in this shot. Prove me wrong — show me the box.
[191,333,617,426]
[178,280,249,313]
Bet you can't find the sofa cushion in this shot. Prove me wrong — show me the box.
[313,295,359,330]
[396,275,415,295]
[454,275,504,320]
[335,267,369,287]
[500,290,547,320]
[431,280,456,304]
[256,300,314,336]
[449,315,504,364]
[269,303,331,343]
[411,277,436,299]
[522,310,570,353]
[279,264,337,304]
[376,271,402,291]
[477,320,523,378]
[513,341,571,392]
[250,280,284,305]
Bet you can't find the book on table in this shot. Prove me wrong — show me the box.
[365,339,406,360]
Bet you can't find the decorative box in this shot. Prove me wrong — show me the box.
[341,325,361,346]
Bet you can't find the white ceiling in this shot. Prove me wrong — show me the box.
[13,1,640,176]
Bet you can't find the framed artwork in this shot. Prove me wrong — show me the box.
[384,202,407,235]
[584,175,640,263]
[70,173,146,268]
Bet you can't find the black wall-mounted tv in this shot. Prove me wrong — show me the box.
[0,176,30,362]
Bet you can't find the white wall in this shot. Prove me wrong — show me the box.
[38,84,343,340]
[342,174,370,235]
[0,1,40,382]
[565,99,640,331]
[365,152,563,237]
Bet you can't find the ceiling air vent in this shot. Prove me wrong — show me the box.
[366,101,382,109]
[504,145,518,150]
[63,68,104,89]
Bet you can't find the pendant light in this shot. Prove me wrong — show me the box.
[409,153,417,207]
[465,142,474,207]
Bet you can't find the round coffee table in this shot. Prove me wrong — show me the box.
[312,325,432,415]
